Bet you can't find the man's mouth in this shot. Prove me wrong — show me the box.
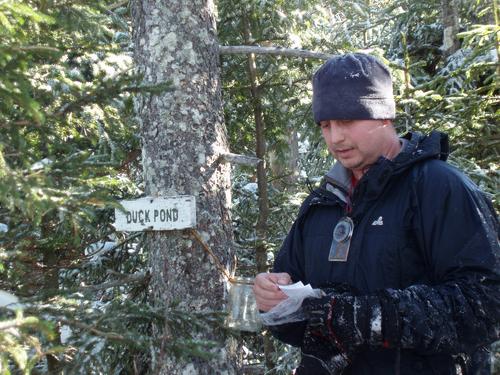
[334,148,354,157]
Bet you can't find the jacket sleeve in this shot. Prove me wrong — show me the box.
[362,162,500,355]
[267,198,310,347]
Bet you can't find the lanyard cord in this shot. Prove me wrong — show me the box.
[346,174,358,215]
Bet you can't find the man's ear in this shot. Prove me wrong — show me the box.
[381,119,393,127]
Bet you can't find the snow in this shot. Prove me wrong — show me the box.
[370,304,382,339]
[242,182,258,194]
[0,290,22,310]
[60,325,73,344]
[31,158,53,171]
[85,241,117,257]
[90,339,105,355]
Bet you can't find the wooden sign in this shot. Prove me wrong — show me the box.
[114,196,196,231]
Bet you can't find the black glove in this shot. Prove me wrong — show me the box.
[318,282,359,296]
[301,323,350,374]
[303,291,383,354]
[299,284,359,374]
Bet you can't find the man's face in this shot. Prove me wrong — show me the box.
[319,119,395,178]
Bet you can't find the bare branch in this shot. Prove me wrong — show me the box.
[219,45,333,60]
[5,45,61,54]
[218,152,260,167]
[0,320,23,331]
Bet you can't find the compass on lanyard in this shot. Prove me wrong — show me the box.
[328,216,354,262]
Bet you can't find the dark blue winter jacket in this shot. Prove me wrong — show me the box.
[271,131,500,374]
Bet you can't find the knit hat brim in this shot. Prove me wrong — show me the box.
[312,53,396,123]
[312,96,396,123]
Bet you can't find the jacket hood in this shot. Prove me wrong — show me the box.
[394,130,449,169]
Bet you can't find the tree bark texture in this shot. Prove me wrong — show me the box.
[132,1,239,373]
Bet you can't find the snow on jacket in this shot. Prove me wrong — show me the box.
[271,131,500,374]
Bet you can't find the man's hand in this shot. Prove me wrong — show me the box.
[253,272,292,312]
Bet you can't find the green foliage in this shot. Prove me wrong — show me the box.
[0,0,147,372]
[219,0,347,189]
[221,0,499,372]
[0,0,236,372]
[1,0,498,373]
[0,309,59,374]
[386,0,499,204]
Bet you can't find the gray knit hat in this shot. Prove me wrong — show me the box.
[312,53,395,123]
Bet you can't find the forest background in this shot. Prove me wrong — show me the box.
[0,0,498,374]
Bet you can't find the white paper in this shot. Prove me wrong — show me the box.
[259,281,323,325]
[278,281,315,298]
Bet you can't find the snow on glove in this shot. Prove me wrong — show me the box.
[301,327,350,375]
[303,292,383,354]
[300,284,359,374]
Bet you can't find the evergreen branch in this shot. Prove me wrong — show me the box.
[53,81,171,117]
[0,321,21,331]
[77,272,148,292]
[0,316,40,331]
[59,318,130,342]
[83,232,143,259]
[107,0,129,11]
[7,45,61,54]
[219,45,333,60]
[53,86,122,117]
[20,272,148,302]
[0,120,38,129]
[223,77,310,92]
[122,81,173,94]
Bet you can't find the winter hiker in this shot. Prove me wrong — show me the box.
[253,53,500,374]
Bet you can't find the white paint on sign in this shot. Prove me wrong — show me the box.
[114,196,196,231]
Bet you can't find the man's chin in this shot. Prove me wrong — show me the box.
[337,159,361,170]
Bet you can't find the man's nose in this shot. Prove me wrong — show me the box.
[325,121,344,144]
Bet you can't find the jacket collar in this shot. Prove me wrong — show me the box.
[324,162,351,204]
[320,131,449,213]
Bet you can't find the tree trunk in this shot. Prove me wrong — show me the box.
[364,0,372,47]
[441,0,460,58]
[241,18,269,277]
[287,128,300,186]
[41,217,62,374]
[42,247,62,374]
[493,0,500,77]
[132,1,239,373]
[242,16,277,375]
[269,129,300,189]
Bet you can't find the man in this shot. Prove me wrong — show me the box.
[253,53,500,374]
